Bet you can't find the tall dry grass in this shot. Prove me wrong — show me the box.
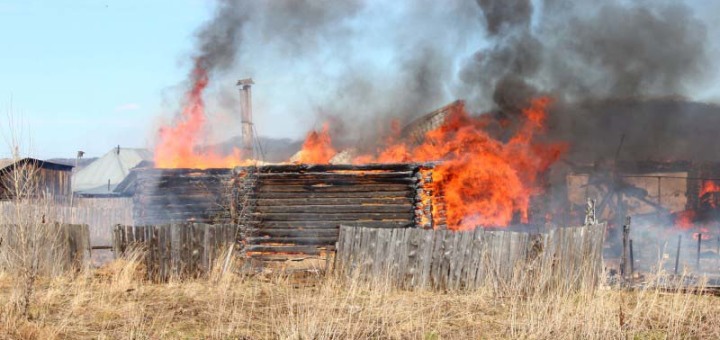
[0,255,717,339]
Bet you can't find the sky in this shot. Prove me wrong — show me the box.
[0,0,212,159]
[1,0,719,160]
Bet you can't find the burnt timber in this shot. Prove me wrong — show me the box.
[127,163,439,262]
[132,168,233,225]
[234,163,436,260]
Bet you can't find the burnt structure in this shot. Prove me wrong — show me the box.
[234,163,435,259]
[131,163,437,260]
[132,168,233,225]
[566,160,720,227]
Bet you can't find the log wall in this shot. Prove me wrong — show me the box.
[233,163,434,260]
[335,223,606,291]
[133,169,233,225]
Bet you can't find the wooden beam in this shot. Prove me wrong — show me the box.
[246,236,337,245]
[246,220,413,229]
[256,171,415,179]
[251,212,414,221]
[245,245,332,255]
[246,228,340,237]
[254,204,414,214]
[258,177,417,185]
[252,191,415,199]
[237,163,428,173]
[256,183,413,193]
[254,197,413,206]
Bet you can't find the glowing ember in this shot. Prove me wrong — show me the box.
[293,123,336,164]
[154,60,252,169]
[674,210,696,230]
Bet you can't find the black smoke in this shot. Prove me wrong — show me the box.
[175,0,716,161]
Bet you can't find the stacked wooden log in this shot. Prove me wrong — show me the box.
[133,169,233,225]
[233,163,437,260]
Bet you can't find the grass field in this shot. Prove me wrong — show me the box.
[0,257,718,340]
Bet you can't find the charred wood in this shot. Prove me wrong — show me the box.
[237,163,432,173]
[253,191,415,199]
[245,245,332,255]
[246,228,340,237]
[254,204,414,214]
[246,236,337,245]
[255,197,413,206]
[256,183,412,193]
[251,212,414,221]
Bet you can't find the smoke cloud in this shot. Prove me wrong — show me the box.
[166,0,716,162]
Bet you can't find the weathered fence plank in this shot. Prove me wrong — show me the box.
[0,223,91,276]
[335,224,606,292]
[113,223,239,281]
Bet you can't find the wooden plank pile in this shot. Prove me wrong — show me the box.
[132,169,233,225]
[233,163,436,261]
[335,223,606,292]
[113,223,238,281]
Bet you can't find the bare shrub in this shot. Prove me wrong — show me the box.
[0,111,62,318]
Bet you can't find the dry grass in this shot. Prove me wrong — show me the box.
[0,260,717,340]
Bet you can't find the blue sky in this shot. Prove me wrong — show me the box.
[1,0,718,160]
[0,0,212,159]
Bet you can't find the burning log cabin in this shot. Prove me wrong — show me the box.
[234,163,436,260]
[131,163,438,260]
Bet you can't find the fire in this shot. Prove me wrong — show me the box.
[369,98,566,230]
[156,66,565,230]
[296,98,566,230]
[293,123,336,164]
[154,60,253,169]
[698,181,720,202]
[675,210,696,230]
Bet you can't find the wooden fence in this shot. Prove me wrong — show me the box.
[0,199,134,247]
[335,223,606,291]
[0,223,90,276]
[113,223,239,281]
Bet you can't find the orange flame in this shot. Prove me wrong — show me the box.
[370,98,566,230]
[297,98,566,230]
[154,61,252,169]
[675,210,696,230]
[294,123,336,164]
[700,180,720,198]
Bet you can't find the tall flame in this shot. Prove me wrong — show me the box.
[369,98,565,229]
[154,61,251,169]
[700,180,720,198]
[296,98,566,230]
[294,123,336,164]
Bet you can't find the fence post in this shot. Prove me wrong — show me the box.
[696,233,702,270]
[620,217,630,284]
[629,239,634,278]
[674,235,682,276]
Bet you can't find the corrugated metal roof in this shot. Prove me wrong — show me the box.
[72,148,152,194]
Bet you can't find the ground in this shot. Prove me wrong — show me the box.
[0,259,718,339]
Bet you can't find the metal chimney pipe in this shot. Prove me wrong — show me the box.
[237,78,255,158]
